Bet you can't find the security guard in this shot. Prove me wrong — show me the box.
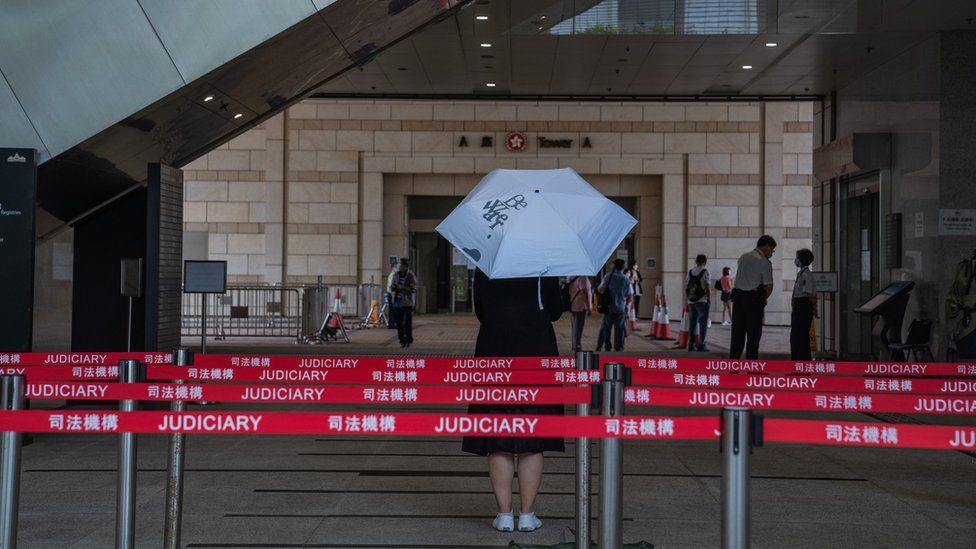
[730,235,776,359]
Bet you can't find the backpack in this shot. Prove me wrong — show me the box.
[597,287,611,314]
[686,269,707,301]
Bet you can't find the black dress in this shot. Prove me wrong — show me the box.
[461,269,566,456]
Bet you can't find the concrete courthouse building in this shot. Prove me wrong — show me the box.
[181,99,815,325]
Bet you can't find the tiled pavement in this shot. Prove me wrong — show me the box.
[14,315,976,548]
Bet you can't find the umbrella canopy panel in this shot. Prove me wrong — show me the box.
[435,168,637,279]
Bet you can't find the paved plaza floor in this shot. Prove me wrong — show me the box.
[16,314,976,548]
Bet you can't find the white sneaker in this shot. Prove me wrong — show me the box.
[722,320,732,326]
[518,512,542,532]
[492,512,514,532]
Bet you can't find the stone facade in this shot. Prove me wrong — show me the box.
[183,99,813,324]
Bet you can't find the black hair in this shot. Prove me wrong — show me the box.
[613,258,626,271]
[797,248,814,267]
[756,234,777,248]
[696,254,707,265]
[723,266,731,276]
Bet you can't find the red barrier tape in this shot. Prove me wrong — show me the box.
[5,366,601,385]
[144,366,600,385]
[194,355,575,370]
[24,382,589,405]
[625,387,976,414]
[632,371,976,395]
[2,352,171,367]
[765,419,976,451]
[0,410,717,439]
[609,356,976,377]
[0,410,972,451]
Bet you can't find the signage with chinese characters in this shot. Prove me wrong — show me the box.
[938,209,976,235]
[811,272,839,293]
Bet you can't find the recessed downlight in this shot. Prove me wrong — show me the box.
[480,43,492,48]
[233,113,243,119]
[475,15,488,20]
[742,65,753,70]
[765,42,777,47]
[486,82,496,87]
[203,95,214,102]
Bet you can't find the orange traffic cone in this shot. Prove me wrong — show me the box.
[656,294,673,339]
[328,289,343,329]
[647,290,661,337]
[673,302,689,348]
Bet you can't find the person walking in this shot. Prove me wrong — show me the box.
[719,266,734,325]
[390,258,416,348]
[730,235,776,359]
[686,254,711,352]
[461,269,564,533]
[790,249,817,360]
[385,264,399,329]
[568,275,592,352]
[596,259,633,352]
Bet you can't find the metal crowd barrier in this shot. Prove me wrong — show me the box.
[181,284,388,341]
[1,352,975,548]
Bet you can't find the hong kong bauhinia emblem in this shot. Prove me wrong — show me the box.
[505,132,526,152]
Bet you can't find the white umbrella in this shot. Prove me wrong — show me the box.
[435,168,637,279]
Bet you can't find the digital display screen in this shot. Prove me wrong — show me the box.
[183,261,227,294]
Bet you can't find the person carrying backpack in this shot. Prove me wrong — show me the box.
[597,259,633,352]
[686,254,711,352]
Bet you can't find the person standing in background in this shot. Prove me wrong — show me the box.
[597,259,633,352]
[390,258,417,348]
[385,264,399,329]
[627,261,643,316]
[568,275,592,353]
[730,235,776,359]
[686,254,711,352]
[790,249,817,360]
[719,266,734,325]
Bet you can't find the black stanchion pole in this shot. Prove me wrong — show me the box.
[721,407,752,549]
[574,350,594,548]
[0,374,25,548]
[599,362,625,548]
[116,359,143,549]
[164,348,192,549]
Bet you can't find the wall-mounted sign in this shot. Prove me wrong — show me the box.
[505,132,527,152]
[538,136,573,148]
[811,272,838,293]
[914,211,924,238]
[938,209,976,235]
[646,257,656,270]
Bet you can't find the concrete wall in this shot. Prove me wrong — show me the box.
[183,99,814,324]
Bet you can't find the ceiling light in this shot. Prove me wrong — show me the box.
[486,82,496,87]
[203,95,214,102]
[480,43,492,48]
[765,42,777,47]
[233,113,243,119]
[540,15,547,20]
[475,15,488,20]
[741,65,753,70]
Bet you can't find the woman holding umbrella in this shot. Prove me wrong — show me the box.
[436,168,636,533]
[460,269,563,532]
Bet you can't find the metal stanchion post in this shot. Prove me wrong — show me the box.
[0,374,26,549]
[721,407,752,549]
[599,362,625,549]
[574,351,594,549]
[164,349,192,549]
[117,360,143,549]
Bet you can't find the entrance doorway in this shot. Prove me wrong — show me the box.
[840,172,880,359]
[412,231,473,314]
